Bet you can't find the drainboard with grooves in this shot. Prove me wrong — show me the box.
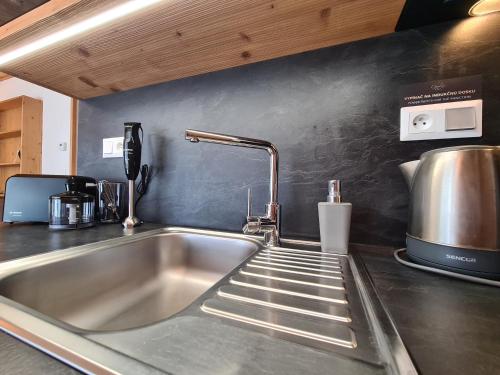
[201,247,379,361]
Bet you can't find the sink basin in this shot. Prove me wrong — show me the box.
[0,228,416,374]
[0,231,258,331]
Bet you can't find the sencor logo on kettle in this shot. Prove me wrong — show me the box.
[446,254,476,263]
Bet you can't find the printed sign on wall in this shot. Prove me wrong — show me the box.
[400,75,482,107]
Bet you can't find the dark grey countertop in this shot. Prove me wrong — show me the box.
[0,223,163,262]
[0,224,499,374]
[359,246,500,375]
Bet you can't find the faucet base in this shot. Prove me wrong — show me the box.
[122,216,142,228]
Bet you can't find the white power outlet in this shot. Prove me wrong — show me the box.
[408,112,436,133]
[102,137,124,158]
[400,99,482,141]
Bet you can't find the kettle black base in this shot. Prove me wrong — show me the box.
[406,236,500,281]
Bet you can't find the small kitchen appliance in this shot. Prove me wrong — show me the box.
[49,176,95,230]
[400,145,500,279]
[2,175,97,223]
[122,122,142,228]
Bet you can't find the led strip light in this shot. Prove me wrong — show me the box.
[0,0,165,66]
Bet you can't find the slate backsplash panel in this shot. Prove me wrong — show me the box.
[78,14,500,246]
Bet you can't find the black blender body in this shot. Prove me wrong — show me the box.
[123,122,142,181]
[122,122,143,228]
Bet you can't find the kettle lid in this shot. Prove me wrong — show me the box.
[421,145,499,159]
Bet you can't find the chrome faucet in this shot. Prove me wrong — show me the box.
[185,129,280,246]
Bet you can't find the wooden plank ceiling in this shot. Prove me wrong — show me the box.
[0,0,50,26]
[0,0,405,99]
[0,72,11,81]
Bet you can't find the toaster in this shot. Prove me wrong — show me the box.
[400,146,500,279]
[2,175,97,223]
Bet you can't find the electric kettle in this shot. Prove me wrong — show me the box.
[400,145,500,279]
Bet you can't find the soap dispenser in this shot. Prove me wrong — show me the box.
[318,180,352,254]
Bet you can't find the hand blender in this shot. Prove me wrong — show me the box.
[122,122,143,228]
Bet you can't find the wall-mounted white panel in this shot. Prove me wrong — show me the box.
[102,137,124,158]
[400,99,482,141]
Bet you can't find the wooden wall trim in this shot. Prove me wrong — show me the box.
[0,72,11,81]
[0,0,82,39]
[0,0,51,29]
[70,98,78,175]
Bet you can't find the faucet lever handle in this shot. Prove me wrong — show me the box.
[247,187,252,218]
[243,187,261,235]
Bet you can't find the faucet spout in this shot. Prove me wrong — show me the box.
[185,129,279,206]
[185,129,280,246]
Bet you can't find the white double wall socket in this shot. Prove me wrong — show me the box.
[400,99,482,141]
[102,137,124,158]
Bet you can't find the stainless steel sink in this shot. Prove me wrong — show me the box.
[0,227,416,375]
[0,231,258,331]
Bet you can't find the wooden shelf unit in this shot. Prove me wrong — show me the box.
[0,162,21,167]
[0,129,22,139]
[0,96,42,201]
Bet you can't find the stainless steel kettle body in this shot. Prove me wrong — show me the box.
[400,146,500,279]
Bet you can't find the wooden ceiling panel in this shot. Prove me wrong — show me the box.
[0,0,405,99]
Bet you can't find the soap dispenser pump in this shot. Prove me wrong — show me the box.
[318,180,352,254]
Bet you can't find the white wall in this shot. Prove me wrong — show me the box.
[0,78,71,175]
